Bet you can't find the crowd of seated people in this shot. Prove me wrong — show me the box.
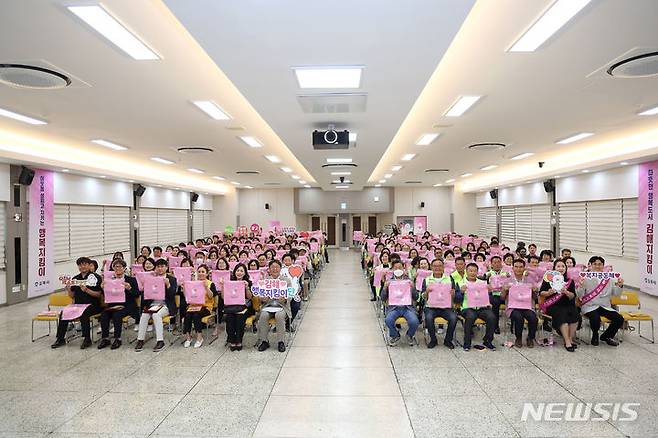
[362,230,628,353]
[49,231,325,353]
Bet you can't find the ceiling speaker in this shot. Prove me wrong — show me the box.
[191,192,199,202]
[134,184,146,197]
[543,180,555,193]
[489,189,498,199]
[18,166,35,185]
[265,203,270,210]
[420,201,425,208]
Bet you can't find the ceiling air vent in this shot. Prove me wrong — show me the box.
[467,142,506,151]
[264,182,280,186]
[607,51,658,78]
[425,169,449,173]
[176,147,214,154]
[236,171,260,175]
[321,163,358,168]
[0,64,71,89]
[405,181,422,184]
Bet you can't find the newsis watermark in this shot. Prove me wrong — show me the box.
[521,402,640,422]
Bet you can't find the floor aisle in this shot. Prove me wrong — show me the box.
[253,249,415,437]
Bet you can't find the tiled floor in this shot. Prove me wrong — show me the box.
[2,250,658,437]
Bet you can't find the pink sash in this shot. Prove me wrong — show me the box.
[580,278,610,305]
[540,279,573,312]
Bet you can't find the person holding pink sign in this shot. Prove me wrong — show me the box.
[257,260,293,353]
[421,259,458,349]
[51,257,104,349]
[539,259,579,352]
[459,263,496,351]
[97,259,139,350]
[381,260,420,347]
[484,255,511,335]
[502,258,538,348]
[576,256,625,346]
[221,263,253,351]
[182,265,217,348]
[134,259,178,353]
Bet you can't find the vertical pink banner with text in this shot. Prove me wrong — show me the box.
[414,216,427,234]
[639,161,657,296]
[28,169,54,298]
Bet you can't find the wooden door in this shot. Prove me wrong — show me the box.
[327,216,336,245]
[311,216,320,231]
[352,215,361,232]
[368,216,377,235]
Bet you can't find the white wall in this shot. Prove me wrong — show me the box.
[0,164,8,304]
[452,188,478,235]
[140,187,190,210]
[498,182,549,206]
[476,191,496,208]
[556,165,638,203]
[211,188,237,234]
[54,172,132,206]
[393,187,452,233]
[192,194,213,211]
[238,188,296,228]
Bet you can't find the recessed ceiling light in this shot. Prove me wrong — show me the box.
[331,171,351,176]
[510,152,534,161]
[304,185,311,188]
[293,66,363,89]
[378,179,386,183]
[461,173,473,177]
[244,185,253,189]
[508,0,592,52]
[402,153,416,161]
[231,181,240,185]
[349,133,357,143]
[556,132,594,144]
[154,184,162,187]
[375,184,381,187]
[265,155,281,163]
[335,185,349,189]
[191,100,230,120]
[67,5,160,60]
[445,179,456,183]
[187,168,204,174]
[0,107,47,125]
[582,169,590,173]
[291,175,300,180]
[151,157,174,165]
[392,165,402,172]
[554,175,561,179]
[91,139,128,151]
[416,133,440,146]
[62,169,70,173]
[212,176,225,180]
[445,95,481,117]
[326,158,352,164]
[299,180,307,184]
[239,136,263,148]
[384,174,393,179]
[433,183,442,187]
[99,175,107,179]
[620,161,629,166]
[280,167,292,173]
[332,179,352,184]
[639,105,658,116]
[480,164,498,171]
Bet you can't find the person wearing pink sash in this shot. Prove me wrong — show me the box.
[257,260,293,353]
[502,259,538,348]
[459,263,496,351]
[576,256,625,346]
[539,259,579,352]
[51,257,103,349]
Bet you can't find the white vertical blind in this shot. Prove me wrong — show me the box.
[514,206,532,244]
[192,210,204,240]
[54,204,70,262]
[203,210,211,237]
[103,206,130,254]
[157,209,188,246]
[623,198,638,259]
[531,204,551,250]
[0,202,5,269]
[478,207,497,239]
[587,200,623,256]
[500,207,515,245]
[559,202,587,252]
[69,205,104,257]
[139,208,158,248]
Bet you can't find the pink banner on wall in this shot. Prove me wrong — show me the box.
[639,161,658,295]
[28,169,54,298]
[414,216,427,235]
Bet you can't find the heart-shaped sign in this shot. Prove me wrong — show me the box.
[614,273,621,278]
[288,265,303,278]
[579,272,587,278]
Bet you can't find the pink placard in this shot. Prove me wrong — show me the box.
[168,256,183,268]
[143,275,165,301]
[427,282,452,308]
[489,274,509,290]
[131,264,144,274]
[508,284,533,310]
[539,262,553,271]
[173,267,192,285]
[211,270,231,291]
[567,267,582,280]
[103,271,115,280]
[135,271,154,290]
[61,303,90,321]
[248,270,262,281]
[103,278,125,304]
[388,280,412,306]
[310,242,319,253]
[228,261,238,271]
[223,280,246,305]
[464,281,490,308]
[415,269,432,290]
[373,268,389,287]
[184,280,207,305]
[476,262,487,276]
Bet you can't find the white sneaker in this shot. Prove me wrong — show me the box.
[183,340,191,348]
[194,339,204,348]
[388,336,400,347]
[406,335,416,346]
[133,325,139,332]
[147,325,153,332]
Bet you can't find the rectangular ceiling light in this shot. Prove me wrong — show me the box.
[401,153,416,161]
[510,152,535,160]
[461,173,473,177]
[384,173,393,178]
[349,133,357,142]
[151,157,174,165]
[480,164,498,171]
[444,95,481,117]
[293,66,363,89]
[556,132,593,144]
[375,184,381,187]
[299,180,307,184]
[231,181,240,185]
[332,179,351,184]
[265,155,281,163]
[91,139,128,151]
[304,185,311,188]
[280,167,292,173]
[508,0,592,52]
[192,100,231,120]
[326,158,352,164]
[639,106,658,116]
[0,107,47,125]
[378,179,386,183]
[212,176,225,180]
[292,175,301,179]
[331,171,351,176]
[433,183,442,187]
[244,185,253,189]
[68,5,160,60]
[239,136,263,148]
[392,165,402,171]
[416,133,440,146]
[335,185,349,189]
[445,178,456,183]
[187,168,204,174]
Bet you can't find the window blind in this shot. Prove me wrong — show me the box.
[139,208,158,248]
[192,210,204,240]
[69,205,104,257]
[103,206,130,254]
[500,206,515,245]
[622,198,638,259]
[558,202,587,252]
[54,204,70,262]
[478,207,497,239]
[531,204,551,250]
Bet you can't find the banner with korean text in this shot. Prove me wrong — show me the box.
[28,169,54,297]
[639,160,658,295]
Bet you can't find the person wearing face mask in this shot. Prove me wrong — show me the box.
[257,260,293,353]
[421,259,457,349]
[97,259,139,350]
[459,262,496,351]
[576,256,625,346]
[381,260,420,347]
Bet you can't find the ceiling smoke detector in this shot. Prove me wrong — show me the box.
[467,142,506,151]
[607,51,658,78]
[176,147,214,154]
[0,64,71,89]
